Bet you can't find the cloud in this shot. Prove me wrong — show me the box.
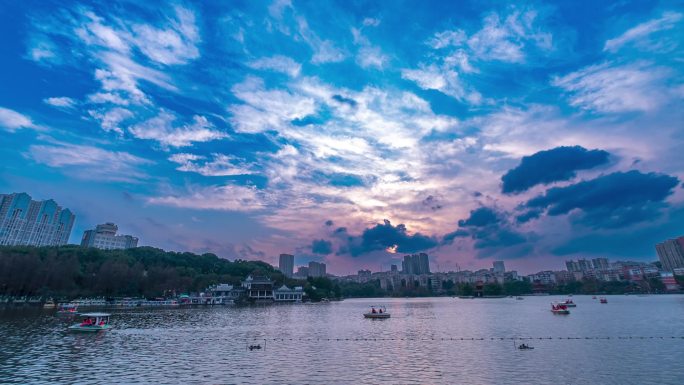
[401,64,481,103]
[311,239,333,255]
[458,207,502,227]
[362,18,381,27]
[129,111,227,148]
[88,107,134,134]
[248,55,302,77]
[356,46,389,69]
[552,61,674,113]
[147,184,271,211]
[43,97,77,109]
[28,141,151,182]
[526,170,680,228]
[339,219,438,256]
[296,17,346,64]
[501,146,611,194]
[169,153,252,176]
[0,107,39,132]
[604,11,683,53]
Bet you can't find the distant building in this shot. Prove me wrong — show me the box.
[295,266,309,278]
[656,237,684,272]
[308,261,327,277]
[402,253,431,275]
[0,192,75,247]
[81,223,138,250]
[660,272,680,291]
[279,253,294,278]
[493,261,505,274]
[566,258,594,272]
[390,264,398,272]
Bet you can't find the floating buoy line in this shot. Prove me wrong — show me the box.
[242,336,684,343]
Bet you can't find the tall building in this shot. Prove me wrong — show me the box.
[308,261,327,277]
[390,264,398,272]
[81,223,138,250]
[402,253,431,275]
[656,237,684,272]
[493,261,505,274]
[592,258,609,270]
[0,192,75,247]
[279,253,294,278]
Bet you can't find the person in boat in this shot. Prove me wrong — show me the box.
[371,307,376,314]
[378,308,383,314]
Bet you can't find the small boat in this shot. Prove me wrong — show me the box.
[57,303,78,314]
[551,303,570,314]
[592,296,597,299]
[599,297,608,304]
[364,306,390,319]
[518,343,534,350]
[562,299,577,307]
[516,296,524,300]
[43,299,56,309]
[68,313,112,332]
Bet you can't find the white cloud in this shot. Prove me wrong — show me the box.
[28,141,151,182]
[128,111,227,148]
[362,18,381,27]
[604,12,683,53]
[148,185,271,211]
[296,16,347,64]
[88,107,134,134]
[130,6,201,65]
[43,97,77,109]
[357,46,389,69]
[401,64,481,104]
[87,92,130,105]
[429,29,467,49]
[0,107,39,132]
[248,55,301,77]
[553,61,673,113]
[169,153,253,176]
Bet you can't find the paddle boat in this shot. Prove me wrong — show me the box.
[364,306,390,319]
[551,303,570,315]
[57,303,78,314]
[518,343,534,350]
[68,313,112,332]
[562,299,577,307]
[599,297,608,304]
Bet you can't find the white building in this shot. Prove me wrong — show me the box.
[308,261,327,277]
[273,285,303,302]
[81,223,138,250]
[0,192,75,246]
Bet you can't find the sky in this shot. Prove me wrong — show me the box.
[1,0,683,275]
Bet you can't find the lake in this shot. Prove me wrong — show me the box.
[1,295,683,384]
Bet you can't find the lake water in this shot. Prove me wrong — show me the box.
[1,295,683,384]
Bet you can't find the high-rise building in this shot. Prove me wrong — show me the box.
[390,264,398,272]
[81,223,138,250]
[402,253,431,275]
[493,261,505,274]
[656,237,684,272]
[308,261,327,277]
[279,254,294,277]
[592,258,609,270]
[0,192,75,247]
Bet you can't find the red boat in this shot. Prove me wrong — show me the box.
[551,303,570,314]
[599,297,608,304]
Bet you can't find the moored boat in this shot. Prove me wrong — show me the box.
[599,297,608,304]
[68,313,112,332]
[364,306,390,319]
[551,303,570,314]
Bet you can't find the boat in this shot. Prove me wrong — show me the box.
[592,296,597,299]
[68,313,112,332]
[562,299,577,307]
[516,296,524,300]
[364,306,390,319]
[43,299,56,309]
[599,297,608,304]
[518,343,534,350]
[57,303,78,314]
[551,303,570,314]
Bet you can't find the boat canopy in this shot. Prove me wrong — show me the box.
[80,313,111,317]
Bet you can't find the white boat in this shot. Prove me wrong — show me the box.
[68,313,112,332]
[364,306,390,319]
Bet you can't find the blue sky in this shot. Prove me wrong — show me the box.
[1,0,683,274]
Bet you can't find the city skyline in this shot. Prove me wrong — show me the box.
[1,1,684,274]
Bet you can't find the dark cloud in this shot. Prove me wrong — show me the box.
[501,146,610,194]
[458,207,501,227]
[311,239,333,255]
[447,206,530,258]
[325,220,334,226]
[331,94,358,107]
[526,170,679,228]
[338,220,438,256]
[515,209,542,224]
[423,195,442,210]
